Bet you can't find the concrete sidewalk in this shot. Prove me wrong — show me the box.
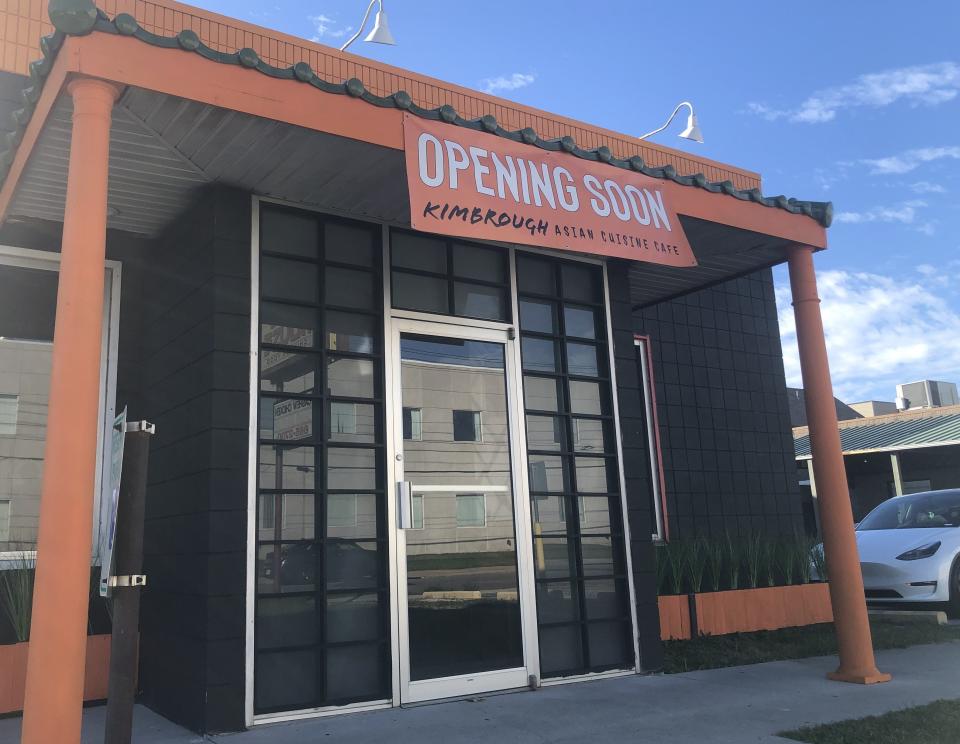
[3,641,959,744]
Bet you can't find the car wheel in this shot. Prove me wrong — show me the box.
[948,558,960,620]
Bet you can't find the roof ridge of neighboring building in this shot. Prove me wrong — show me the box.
[0,1,834,230]
[793,403,960,437]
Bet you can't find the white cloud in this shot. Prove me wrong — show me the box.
[834,200,926,225]
[777,270,960,402]
[480,72,536,95]
[309,13,352,40]
[861,146,960,175]
[910,180,947,194]
[747,61,960,123]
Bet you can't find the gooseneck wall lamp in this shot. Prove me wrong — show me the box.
[638,101,704,144]
[340,0,397,52]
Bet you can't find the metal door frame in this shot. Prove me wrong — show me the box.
[386,316,540,704]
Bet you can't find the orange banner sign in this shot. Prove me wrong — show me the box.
[404,114,696,266]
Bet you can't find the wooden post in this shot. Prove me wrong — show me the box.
[788,245,890,685]
[20,77,120,744]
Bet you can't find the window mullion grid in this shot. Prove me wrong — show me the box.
[554,267,592,675]
[316,223,328,709]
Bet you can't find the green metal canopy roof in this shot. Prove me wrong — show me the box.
[794,406,960,460]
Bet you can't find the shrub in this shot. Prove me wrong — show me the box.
[705,537,725,592]
[687,537,709,594]
[743,532,763,589]
[724,532,741,591]
[0,552,34,643]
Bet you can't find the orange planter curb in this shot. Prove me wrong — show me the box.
[0,634,112,715]
[659,583,833,641]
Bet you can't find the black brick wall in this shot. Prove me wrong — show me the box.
[634,268,802,540]
[130,186,251,733]
[607,260,663,672]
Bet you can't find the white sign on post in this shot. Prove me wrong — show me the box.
[99,406,127,597]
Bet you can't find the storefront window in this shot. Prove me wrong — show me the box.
[390,230,510,322]
[517,253,633,677]
[255,206,389,714]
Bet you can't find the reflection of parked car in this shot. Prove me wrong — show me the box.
[272,541,376,590]
[852,489,960,617]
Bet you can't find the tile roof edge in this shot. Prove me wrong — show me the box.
[0,2,833,230]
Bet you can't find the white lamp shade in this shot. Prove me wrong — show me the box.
[364,9,396,45]
[679,112,703,143]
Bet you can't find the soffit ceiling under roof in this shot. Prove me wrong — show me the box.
[7,86,797,307]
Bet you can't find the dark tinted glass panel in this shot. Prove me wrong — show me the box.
[452,242,507,282]
[261,209,319,258]
[259,445,316,490]
[528,454,567,492]
[328,402,376,444]
[255,650,316,710]
[586,622,630,667]
[518,254,631,678]
[326,592,382,643]
[581,536,616,576]
[521,337,558,372]
[325,222,374,266]
[257,492,314,540]
[534,536,577,579]
[257,207,387,714]
[260,351,320,394]
[561,262,601,303]
[326,493,378,539]
[579,496,614,534]
[0,264,57,341]
[536,581,580,623]
[327,311,375,354]
[524,375,562,412]
[530,494,568,536]
[392,232,447,273]
[257,543,316,593]
[453,282,507,320]
[519,298,557,334]
[326,645,385,700]
[261,303,319,349]
[573,418,612,453]
[583,579,628,620]
[325,540,379,590]
[526,415,564,452]
[575,457,616,493]
[569,380,605,415]
[260,397,319,442]
[256,596,316,649]
[563,305,598,339]
[326,266,375,309]
[261,256,318,303]
[516,254,555,295]
[567,342,601,377]
[327,357,375,398]
[539,625,583,675]
[328,448,377,490]
[392,272,448,314]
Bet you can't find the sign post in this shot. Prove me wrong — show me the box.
[103,419,155,744]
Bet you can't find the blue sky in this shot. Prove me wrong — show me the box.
[191,0,960,402]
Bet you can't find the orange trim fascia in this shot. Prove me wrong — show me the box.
[2,31,827,248]
[635,334,670,542]
[0,38,79,222]
[75,33,403,149]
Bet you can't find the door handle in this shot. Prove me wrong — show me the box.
[397,481,413,529]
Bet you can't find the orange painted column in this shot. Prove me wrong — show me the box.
[788,245,890,685]
[20,77,120,744]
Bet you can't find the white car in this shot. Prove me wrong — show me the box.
[854,488,960,617]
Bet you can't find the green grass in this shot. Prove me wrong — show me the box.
[662,616,960,674]
[780,699,960,743]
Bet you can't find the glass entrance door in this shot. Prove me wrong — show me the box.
[391,321,535,703]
